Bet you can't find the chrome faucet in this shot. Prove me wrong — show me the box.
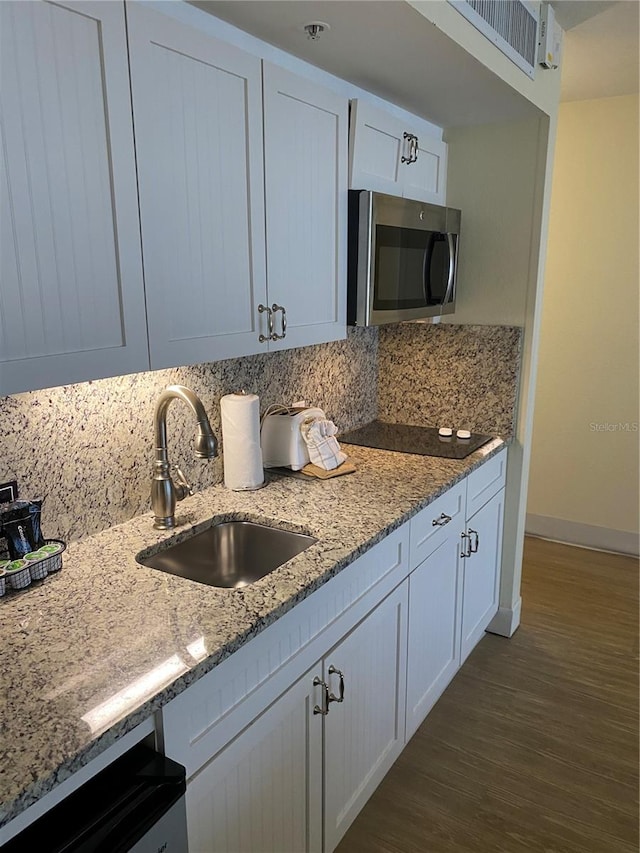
[151,385,218,530]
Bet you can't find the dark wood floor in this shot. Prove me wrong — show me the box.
[337,536,639,853]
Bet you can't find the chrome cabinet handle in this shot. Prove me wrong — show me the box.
[460,531,472,558]
[328,665,345,704]
[410,134,418,163]
[257,304,275,343]
[432,512,452,527]
[271,304,286,340]
[313,676,330,715]
[469,528,479,553]
[401,132,411,163]
[401,132,417,164]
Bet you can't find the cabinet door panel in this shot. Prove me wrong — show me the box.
[461,488,504,662]
[324,581,408,852]
[406,536,461,740]
[127,4,267,368]
[401,134,448,205]
[186,667,322,853]
[0,0,148,394]
[263,63,347,350]
[348,100,405,193]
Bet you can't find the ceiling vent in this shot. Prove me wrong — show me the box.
[449,0,540,78]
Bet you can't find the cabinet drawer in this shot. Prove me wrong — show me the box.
[466,448,507,519]
[410,480,465,569]
[161,525,409,777]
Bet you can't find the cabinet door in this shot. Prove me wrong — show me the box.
[460,488,505,663]
[401,133,448,205]
[186,666,322,853]
[406,535,462,740]
[127,4,268,369]
[0,0,149,395]
[348,99,407,194]
[263,63,347,350]
[324,581,408,852]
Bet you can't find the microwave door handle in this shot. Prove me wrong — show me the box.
[423,233,437,305]
[442,232,456,306]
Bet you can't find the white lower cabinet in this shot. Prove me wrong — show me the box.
[405,449,506,738]
[460,487,505,663]
[405,535,462,741]
[185,581,408,853]
[323,582,407,851]
[186,665,323,853]
[163,451,507,853]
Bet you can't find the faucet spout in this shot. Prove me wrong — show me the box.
[154,385,217,461]
[151,385,218,529]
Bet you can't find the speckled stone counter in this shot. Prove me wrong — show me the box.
[0,440,504,829]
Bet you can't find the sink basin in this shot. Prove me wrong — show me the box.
[138,520,317,589]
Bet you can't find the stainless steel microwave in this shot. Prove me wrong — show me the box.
[347,190,461,326]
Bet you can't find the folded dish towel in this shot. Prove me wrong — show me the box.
[300,416,347,471]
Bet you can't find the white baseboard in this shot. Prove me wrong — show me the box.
[487,598,521,638]
[525,514,639,557]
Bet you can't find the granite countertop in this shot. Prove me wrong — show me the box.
[0,439,504,829]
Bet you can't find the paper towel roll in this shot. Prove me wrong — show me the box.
[220,392,264,491]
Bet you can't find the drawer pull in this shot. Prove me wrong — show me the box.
[328,665,345,704]
[313,677,330,715]
[432,512,452,527]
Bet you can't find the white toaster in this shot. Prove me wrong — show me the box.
[261,407,326,470]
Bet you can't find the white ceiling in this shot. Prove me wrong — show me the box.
[194,1,639,124]
[194,1,543,127]
[558,1,640,101]
[550,1,613,31]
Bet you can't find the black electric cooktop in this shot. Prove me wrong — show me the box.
[339,421,494,460]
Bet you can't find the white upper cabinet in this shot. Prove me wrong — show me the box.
[0,0,149,396]
[262,63,348,350]
[349,99,447,205]
[127,3,268,369]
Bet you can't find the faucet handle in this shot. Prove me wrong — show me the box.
[172,464,193,501]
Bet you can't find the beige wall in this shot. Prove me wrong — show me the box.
[527,95,640,552]
[445,118,544,328]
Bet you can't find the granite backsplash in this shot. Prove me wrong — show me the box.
[0,329,377,544]
[378,323,522,437]
[0,323,521,545]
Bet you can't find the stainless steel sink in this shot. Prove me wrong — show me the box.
[138,520,317,589]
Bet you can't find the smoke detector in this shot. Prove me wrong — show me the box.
[303,21,330,41]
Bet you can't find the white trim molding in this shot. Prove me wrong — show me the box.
[526,514,639,557]
[487,598,522,638]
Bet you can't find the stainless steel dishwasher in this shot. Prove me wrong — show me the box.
[4,742,187,852]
